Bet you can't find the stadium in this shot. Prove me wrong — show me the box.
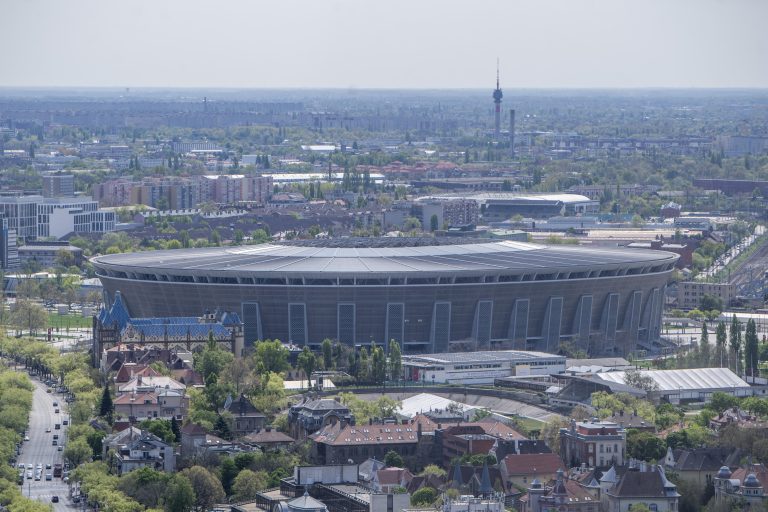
[91,238,677,356]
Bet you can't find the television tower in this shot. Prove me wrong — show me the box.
[492,59,503,140]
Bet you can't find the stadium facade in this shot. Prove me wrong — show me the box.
[91,238,677,356]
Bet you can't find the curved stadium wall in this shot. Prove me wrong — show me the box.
[91,238,677,357]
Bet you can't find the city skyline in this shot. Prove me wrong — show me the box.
[1,0,767,90]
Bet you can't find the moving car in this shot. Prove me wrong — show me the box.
[57,445,63,451]
[45,427,51,433]
[54,409,59,414]
[26,471,32,479]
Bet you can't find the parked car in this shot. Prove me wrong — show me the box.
[51,496,59,503]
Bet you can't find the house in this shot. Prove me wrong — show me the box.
[713,464,768,507]
[604,464,680,512]
[243,427,295,451]
[450,462,511,501]
[523,469,599,512]
[560,420,626,469]
[118,375,186,395]
[224,394,266,436]
[358,458,387,484]
[310,421,419,465]
[113,389,189,423]
[180,423,208,458]
[109,429,175,475]
[663,447,742,488]
[288,398,354,439]
[195,434,250,458]
[604,410,655,433]
[436,421,527,465]
[373,467,414,493]
[708,407,768,431]
[501,453,566,488]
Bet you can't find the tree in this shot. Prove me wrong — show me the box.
[745,318,759,377]
[181,466,225,512]
[64,437,92,466]
[699,294,723,312]
[541,417,570,452]
[297,347,317,389]
[384,450,404,468]
[252,340,290,375]
[10,300,47,335]
[165,474,196,512]
[195,335,235,384]
[139,419,176,444]
[623,368,660,392]
[626,430,666,462]
[219,457,238,496]
[224,357,252,395]
[99,383,113,421]
[370,343,387,384]
[232,469,269,501]
[321,338,333,370]
[699,322,711,367]
[729,314,742,373]
[171,416,182,443]
[410,487,438,506]
[419,465,447,478]
[213,414,232,441]
[666,431,692,450]
[710,391,740,414]
[715,322,727,367]
[388,340,402,381]
[430,214,439,232]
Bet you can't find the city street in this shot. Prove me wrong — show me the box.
[16,373,74,512]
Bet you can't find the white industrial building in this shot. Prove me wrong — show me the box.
[593,368,757,404]
[401,350,566,385]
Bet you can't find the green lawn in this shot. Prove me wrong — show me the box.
[512,415,545,435]
[47,313,92,330]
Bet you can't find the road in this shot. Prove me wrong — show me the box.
[16,373,75,512]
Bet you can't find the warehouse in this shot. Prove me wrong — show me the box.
[593,368,757,404]
[401,350,566,385]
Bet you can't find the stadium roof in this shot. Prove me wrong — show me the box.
[594,368,750,392]
[92,238,676,275]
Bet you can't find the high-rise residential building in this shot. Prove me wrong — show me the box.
[93,175,272,209]
[42,174,75,198]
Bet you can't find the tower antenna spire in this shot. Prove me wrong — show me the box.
[496,57,500,89]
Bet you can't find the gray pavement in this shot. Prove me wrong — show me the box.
[16,373,74,512]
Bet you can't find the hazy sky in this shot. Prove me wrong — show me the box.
[1,0,767,89]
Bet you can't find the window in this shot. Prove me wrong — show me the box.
[649,505,657,512]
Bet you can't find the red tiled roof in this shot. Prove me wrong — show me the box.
[376,468,413,486]
[503,453,565,476]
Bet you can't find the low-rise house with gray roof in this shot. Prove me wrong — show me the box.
[288,398,354,439]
